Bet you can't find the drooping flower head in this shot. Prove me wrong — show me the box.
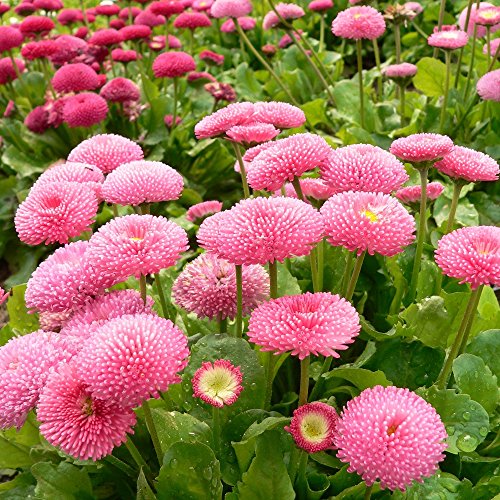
[68,134,144,174]
[15,182,98,246]
[395,182,444,205]
[38,364,136,460]
[434,146,499,183]
[186,200,223,222]
[435,226,500,289]
[0,331,79,429]
[26,241,117,313]
[173,253,269,320]
[263,3,305,30]
[285,402,339,453]
[63,93,109,128]
[87,214,188,281]
[194,102,255,139]
[210,197,324,265]
[248,292,361,360]
[247,133,332,191]
[321,191,416,256]
[210,0,252,18]
[192,359,243,407]
[253,101,306,129]
[390,133,454,164]
[152,51,196,78]
[477,69,500,102]
[102,161,184,206]
[100,77,141,103]
[427,28,468,50]
[332,6,386,40]
[335,385,447,491]
[76,314,189,407]
[320,144,409,194]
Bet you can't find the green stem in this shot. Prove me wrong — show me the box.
[439,50,451,133]
[345,251,365,302]
[464,0,481,100]
[189,29,194,55]
[125,438,149,469]
[235,21,299,105]
[335,39,346,80]
[170,77,178,136]
[264,353,278,410]
[487,41,500,72]
[394,23,401,64]
[231,142,251,199]
[454,0,474,87]
[212,407,221,458]
[457,286,483,355]
[372,38,382,102]
[142,400,163,464]
[436,285,484,389]
[356,39,365,129]
[400,84,406,127]
[104,455,137,478]
[298,356,310,406]
[446,182,464,234]
[154,273,170,320]
[295,451,309,499]
[364,484,373,500]
[308,357,332,401]
[319,14,325,52]
[219,315,227,334]
[235,264,243,338]
[269,260,278,299]
[434,0,448,56]
[407,168,429,303]
[486,27,491,69]
[139,274,147,305]
[341,251,355,297]
[317,239,325,292]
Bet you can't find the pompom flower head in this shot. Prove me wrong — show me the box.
[51,63,99,93]
[285,402,339,453]
[194,102,255,139]
[76,314,189,407]
[331,6,386,40]
[335,385,447,491]
[435,226,500,289]
[0,330,78,429]
[477,69,500,102]
[428,28,468,50]
[172,253,269,320]
[434,146,499,183]
[38,364,136,461]
[320,144,409,194]
[87,214,188,281]
[63,93,108,128]
[68,134,144,174]
[253,101,306,129]
[395,182,444,205]
[390,133,454,164]
[186,200,223,222]
[210,0,252,18]
[15,181,98,245]
[100,77,141,103]
[263,3,305,30]
[226,123,280,147]
[0,26,23,53]
[248,292,361,360]
[383,63,417,80]
[152,52,196,78]
[102,161,184,206]
[192,359,243,407]
[321,191,416,256]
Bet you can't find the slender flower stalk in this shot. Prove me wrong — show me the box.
[341,251,355,297]
[170,77,179,137]
[372,39,383,101]
[394,23,402,63]
[298,356,310,406]
[142,400,163,464]
[399,83,407,126]
[231,142,251,199]
[264,260,278,409]
[463,0,481,100]
[454,0,475,87]
[486,26,492,69]
[356,39,365,128]
[345,251,366,301]
[139,274,147,305]
[212,407,221,457]
[439,51,452,133]
[436,285,484,389]
[235,264,243,338]
[319,13,326,52]
[154,273,170,320]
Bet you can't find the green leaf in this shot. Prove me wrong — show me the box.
[6,284,39,335]
[419,386,490,454]
[0,472,35,494]
[301,99,328,127]
[234,63,265,101]
[453,354,499,415]
[466,329,500,378]
[324,367,392,390]
[434,196,479,229]
[31,462,93,500]
[277,262,301,297]
[0,413,41,469]
[414,57,447,97]
[1,145,48,178]
[327,465,362,496]
[137,468,156,500]
[469,192,500,226]
[235,431,295,500]
[332,80,376,131]
[182,334,266,416]
[392,472,473,499]
[156,442,222,500]
[151,409,212,455]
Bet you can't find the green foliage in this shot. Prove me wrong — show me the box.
[414,57,447,97]
[466,329,500,378]
[5,284,38,336]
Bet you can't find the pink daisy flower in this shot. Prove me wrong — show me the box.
[321,191,416,256]
[220,17,256,32]
[112,48,139,63]
[390,133,454,164]
[435,226,500,289]
[320,144,409,194]
[199,49,224,65]
[263,3,305,30]
[88,28,123,47]
[210,0,252,18]
[186,200,223,222]
[174,11,212,30]
[38,364,136,460]
[50,35,87,65]
[459,2,500,38]
[192,359,243,407]
[0,26,23,53]
[39,310,73,332]
[214,197,324,265]
[226,122,280,146]
[135,10,165,27]
[395,182,444,205]
[100,77,141,103]
[308,0,334,13]
[331,6,386,40]
[95,3,119,16]
[152,51,196,78]
[434,146,499,183]
[63,93,109,128]
[0,330,79,429]
[194,102,255,139]
[172,253,269,320]
[87,214,188,281]
[149,0,184,17]
[476,5,500,26]
[484,37,500,57]
[253,101,306,129]
[335,386,447,491]
[120,25,152,41]
[285,402,339,453]
[428,28,469,50]
[57,8,84,25]
[26,241,117,313]
[477,69,500,102]
[102,160,184,206]
[21,40,58,61]
[76,314,189,407]
[247,133,332,192]
[15,181,98,246]
[197,210,229,254]
[404,1,423,19]
[0,58,25,85]
[19,15,55,36]
[294,178,336,200]
[383,63,417,79]
[68,134,144,174]
[193,0,213,12]
[248,292,361,360]
[61,289,155,339]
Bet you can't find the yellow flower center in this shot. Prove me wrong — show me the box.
[480,9,497,19]
[130,237,143,241]
[353,13,364,20]
[362,210,378,223]
[300,413,328,443]
[81,396,94,416]
[199,367,238,405]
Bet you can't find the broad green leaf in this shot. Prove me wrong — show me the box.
[419,386,490,454]
[277,263,301,297]
[235,431,295,500]
[332,80,376,131]
[306,473,330,500]
[434,196,479,229]
[414,57,447,97]
[453,354,499,415]
[327,465,362,496]
[156,442,222,500]
[0,472,35,494]
[234,63,265,101]
[466,329,500,378]
[151,409,212,455]
[302,99,328,127]
[0,413,40,469]
[6,284,39,335]
[324,367,392,390]
[469,192,500,226]
[137,468,156,500]
[31,462,93,500]
[1,146,48,178]
[392,472,473,499]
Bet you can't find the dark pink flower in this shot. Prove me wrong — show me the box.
[52,63,100,93]
[63,93,108,128]
[152,51,196,78]
[100,77,141,102]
